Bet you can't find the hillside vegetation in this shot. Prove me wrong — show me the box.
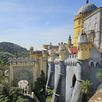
[0,42,28,57]
[0,42,28,68]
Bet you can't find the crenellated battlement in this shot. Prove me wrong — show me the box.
[68,54,77,59]
[8,57,42,66]
[64,54,77,66]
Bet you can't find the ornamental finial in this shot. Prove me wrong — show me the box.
[86,0,89,4]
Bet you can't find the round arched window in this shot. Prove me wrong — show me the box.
[96,63,100,69]
[90,62,94,68]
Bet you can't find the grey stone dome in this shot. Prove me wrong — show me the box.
[77,3,97,15]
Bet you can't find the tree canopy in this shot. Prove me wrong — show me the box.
[33,70,46,102]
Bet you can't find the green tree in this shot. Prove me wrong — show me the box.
[9,87,21,102]
[33,70,46,102]
[0,81,33,102]
[16,96,29,102]
[0,82,10,102]
[0,95,9,102]
[81,80,92,102]
[46,88,53,102]
[97,69,102,82]
[0,52,14,67]
[0,70,4,83]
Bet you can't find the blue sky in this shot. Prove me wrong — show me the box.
[0,0,101,50]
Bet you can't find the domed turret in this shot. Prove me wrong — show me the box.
[73,0,97,47]
[77,1,97,15]
[77,32,92,60]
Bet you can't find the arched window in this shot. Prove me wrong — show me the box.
[71,74,76,88]
[90,62,94,68]
[96,63,100,69]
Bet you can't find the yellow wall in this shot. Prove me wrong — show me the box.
[77,43,92,60]
[74,14,88,46]
[30,53,42,59]
[30,51,47,79]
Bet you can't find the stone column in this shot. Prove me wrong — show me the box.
[46,43,56,90]
[46,61,55,89]
[71,60,90,102]
[52,42,67,102]
[52,61,66,102]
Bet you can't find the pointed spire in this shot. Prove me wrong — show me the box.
[86,0,89,4]
[68,35,72,48]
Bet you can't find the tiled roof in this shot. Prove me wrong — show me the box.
[43,44,59,50]
[33,51,42,54]
[69,47,78,54]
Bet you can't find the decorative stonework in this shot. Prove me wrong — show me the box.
[58,42,68,61]
[48,43,56,62]
[8,57,35,66]
[9,57,40,91]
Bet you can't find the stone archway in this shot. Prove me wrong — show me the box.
[13,67,33,90]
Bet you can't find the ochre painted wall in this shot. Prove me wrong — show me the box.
[30,52,48,79]
[74,14,88,46]
[77,43,92,60]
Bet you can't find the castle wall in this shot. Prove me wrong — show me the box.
[54,61,60,89]
[89,47,102,89]
[46,50,102,102]
[74,14,88,46]
[89,61,102,92]
[100,10,102,48]
[71,60,90,102]
[65,54,77,102]
[66,65,74,102]
[9,57,48,90]
[13,66,33,87]
[52,60,66,102]
[89,61,100,89]
[46,62,55,89]
[90,47,101,60]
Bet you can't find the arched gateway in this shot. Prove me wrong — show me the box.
[8,58,39,91]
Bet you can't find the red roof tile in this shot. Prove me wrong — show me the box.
[69,47,78,54]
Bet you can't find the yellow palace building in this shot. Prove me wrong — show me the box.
[73,0,97,46]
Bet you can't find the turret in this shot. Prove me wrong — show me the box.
[59,42,68,61]
[29,46,34,59]
[48,43,56,62]
[73,0,97,46]
[46,43,56,89]
[77,32,92,60]
[52,42,67,102]
[68,35,72,48]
